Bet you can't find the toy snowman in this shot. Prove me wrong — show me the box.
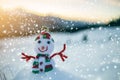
[21,31,68,74]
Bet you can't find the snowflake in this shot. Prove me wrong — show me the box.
[114,65,117,69]
[14,30,17,33]
[12,58,15,62]
[102,68,105,71]
[71,27,73,30]
[49,77,52,80]
[3,30,7,34]
[97,21,101,24]
[2,25,5,27]
[72,24,74,26]
[105,66,109,69]
[99,27,102,30]
[29,30,32,33]
[37,30,40,33]
[75,28,78,30]
[35,24,38,27]
[116,28,120,30]
[91,27,94,30]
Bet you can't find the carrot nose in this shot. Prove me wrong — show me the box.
[41,46,45,50]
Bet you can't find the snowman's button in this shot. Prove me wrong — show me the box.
[40,62,43,65]
[40,69,43,72]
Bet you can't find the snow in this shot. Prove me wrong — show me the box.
[0,27,120,80]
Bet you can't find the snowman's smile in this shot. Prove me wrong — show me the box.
[38,46,48,52]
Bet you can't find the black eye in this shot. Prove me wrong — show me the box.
[38,40,41,44]
[47,41,50,44]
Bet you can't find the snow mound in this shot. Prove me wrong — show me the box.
[0,27,120,80]
[14,67,81,80]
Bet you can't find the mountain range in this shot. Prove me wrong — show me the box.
[0,8,119,38]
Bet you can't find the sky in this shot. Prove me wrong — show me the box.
[0,0,120,23]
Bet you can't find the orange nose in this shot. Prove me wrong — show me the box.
[41,46,45,50]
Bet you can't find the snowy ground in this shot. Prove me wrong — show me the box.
[0,27,120,80]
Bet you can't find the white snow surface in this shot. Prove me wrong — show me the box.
[0,27,120,80]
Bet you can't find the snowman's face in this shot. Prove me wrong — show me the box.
[34,37,54,54]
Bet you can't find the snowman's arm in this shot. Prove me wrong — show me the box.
[21,52,35,62]
[50,44,68,62]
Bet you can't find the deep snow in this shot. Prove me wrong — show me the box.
[0,27,120,80]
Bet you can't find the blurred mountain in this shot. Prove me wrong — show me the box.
[0,8,104,38]
[107,18,120,26]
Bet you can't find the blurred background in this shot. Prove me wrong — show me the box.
[0,0,120,80]
[0,0,120,38]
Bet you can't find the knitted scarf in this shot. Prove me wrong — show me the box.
[36,53,50,62]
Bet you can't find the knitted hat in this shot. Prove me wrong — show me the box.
[35,32,51,41]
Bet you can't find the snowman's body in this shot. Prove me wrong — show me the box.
[32,54,55,73]
[21,32,67,74]
[32,32,55,73]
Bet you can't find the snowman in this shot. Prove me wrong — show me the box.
[21,31,67,74]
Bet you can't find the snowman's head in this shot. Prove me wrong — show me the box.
[34,32,54,54]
